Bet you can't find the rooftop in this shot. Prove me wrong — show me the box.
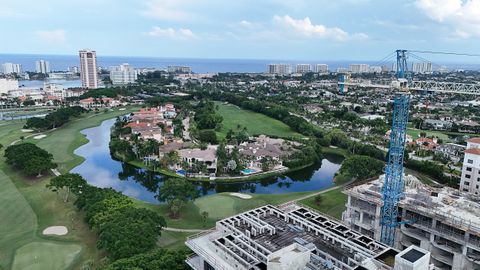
[465,148,480,155]
[468,137,480,144]
[186,205,400,270]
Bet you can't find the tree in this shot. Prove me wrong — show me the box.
[314,195,323,206]
[339,155,385,180]
[157,179,198,218]
[4,143,56,176]
[47,173,87,202]
[97,207,166,260]
[226,160,237,171]
[201,211,209,227]
[99,248,189,270]
[198,129,218,144]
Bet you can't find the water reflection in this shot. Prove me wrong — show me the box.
[72,118,343,204]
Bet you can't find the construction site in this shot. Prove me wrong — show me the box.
[185,204,431,270]
[343,175,480,270]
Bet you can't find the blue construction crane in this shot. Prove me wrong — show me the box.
[337,49,480,247]
[379,49,411,246]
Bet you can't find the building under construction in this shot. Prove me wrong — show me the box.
[343,175,480,270]
[185,204,432,270]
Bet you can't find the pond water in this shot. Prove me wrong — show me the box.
[71,118,343,204]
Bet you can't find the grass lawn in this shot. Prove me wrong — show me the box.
[157,231,193,250]
[12,242,82,270]
[215,102,303,139]
[407,128,452,143]
[298,188,347,220]
[137,190,316,230]
[0,107,139,270]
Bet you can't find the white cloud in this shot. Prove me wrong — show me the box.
[34,29,66,43]
[415,0,480,38]
[142,0,193,21]
[145,26,196,39]
[272,15,367,41]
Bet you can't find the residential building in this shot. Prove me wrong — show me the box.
[459,138,480,195]
[110,63,138,85]
[267,64,291,75]
[0,78,19,95]
[237,135,290,171]
[412,62,433,74]
[186,204,431,270]
[423,119,453,131]
[178,146,217,175]
[314,64,329,73]
[349,64,370,73]
[343,175,480,269]
[78,97,120,108]
[435,143,465,163]
[296,64,311,74]
[68,66,79,73]
[35,60,50,74]
[1,63,22,74]
[79,49,98,89]
[167,66,191,73]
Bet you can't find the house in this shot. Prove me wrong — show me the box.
[414,137,438,150]
[79,97,120,108]
[423,119,452,131]
[126,121,163,142]
[435,143,465,163]
[178,145,218,175]
[238,135,290,170]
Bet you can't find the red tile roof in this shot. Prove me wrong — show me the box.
[465,148,480,155]
[468,137,480,144]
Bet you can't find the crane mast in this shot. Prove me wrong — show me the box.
[379,50,411,246]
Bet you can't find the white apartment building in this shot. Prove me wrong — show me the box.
[296,64,311,73]
[68,66,79,73]
[459,138,480,194]
[343,175,480,270]
[412,62,433,74]
[350,64,370,73]
[267,64,291,75]
[79,49,98,89]
[35,60,50,74]
[110,63,138,85]
[167,66,191,73]
[1,63,22,74]
[0,78,19,95]
[314,64,329,73]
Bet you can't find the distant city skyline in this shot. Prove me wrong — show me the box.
[0,0,479,62]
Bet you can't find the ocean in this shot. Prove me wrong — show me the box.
[1,53,479,75]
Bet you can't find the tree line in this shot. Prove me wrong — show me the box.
[24,106,86,130]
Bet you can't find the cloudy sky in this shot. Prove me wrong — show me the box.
[1,0,479,61]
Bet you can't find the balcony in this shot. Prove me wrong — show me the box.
[186,253,203,270]
[430,250,454,266]
[401,226,429,241]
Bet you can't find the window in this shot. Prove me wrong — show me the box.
[467,167,473,172]
[464,188,469,192]
[468,159,474,164]
[476,185,479,189]
[466,174,472,179]
[465,181,470,186]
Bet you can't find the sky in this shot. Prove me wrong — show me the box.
[1,0,480,61]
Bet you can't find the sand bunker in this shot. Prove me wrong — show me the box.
[21,129,33,132]
[230,193,252,199]
[33,134,47,139]
[42,226,68,236]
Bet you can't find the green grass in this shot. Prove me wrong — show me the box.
[137,191,316,230]
[299,188,347,220]
[407,128,452,143]
[12,242,82,270]
[216,102,303,139]
[157,231,193,250]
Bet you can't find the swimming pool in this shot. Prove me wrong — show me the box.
[176,169,187,176]
[241,169,257,175]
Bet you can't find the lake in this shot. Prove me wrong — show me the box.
[71,118,343,204]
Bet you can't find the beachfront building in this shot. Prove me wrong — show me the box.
[110,63,138,85]
[79,49,98,89]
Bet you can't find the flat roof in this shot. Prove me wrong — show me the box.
[401,248,425,263]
